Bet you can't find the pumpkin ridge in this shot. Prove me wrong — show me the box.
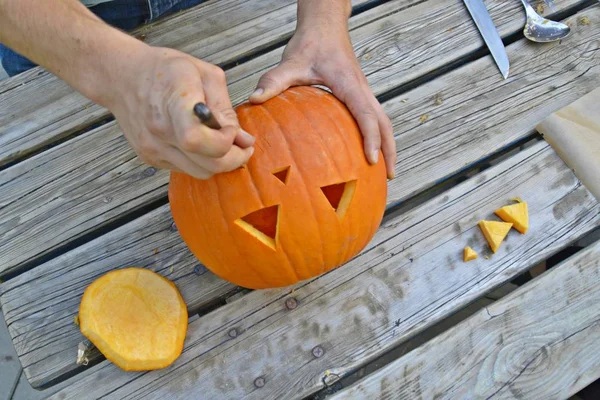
[296,89,365,264]
[279,93,345,179]
[265,96,328,279]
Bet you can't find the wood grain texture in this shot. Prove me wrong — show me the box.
[0,0,583,167]
[44,141,600,399]
[0,0,391,167]
[331,240,600,400]
[1,0,595,278]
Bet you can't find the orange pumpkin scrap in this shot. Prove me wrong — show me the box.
[463,246,478,262]
[169,86,388,289]
[78,268,188,371]
[495,200,529,234]
[478,220,513,253]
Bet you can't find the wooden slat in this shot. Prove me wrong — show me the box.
[330,240,600,400]
[45,140,600,399]
[0,0,593,278]
[1,5,599,388]
[0,0,394,167]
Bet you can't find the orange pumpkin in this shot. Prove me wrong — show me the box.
[168,86,387,289]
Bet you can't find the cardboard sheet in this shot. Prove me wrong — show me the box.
[536,87,600,202]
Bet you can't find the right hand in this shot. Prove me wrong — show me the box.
[107,46,255,179]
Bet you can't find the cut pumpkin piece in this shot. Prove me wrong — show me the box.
[78,267,188,371]
[495,201,529,234]
[478,220,513,253]
[463,246,478,262]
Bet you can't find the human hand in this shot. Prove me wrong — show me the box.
[107,46,255,179]
[249,17,396,179]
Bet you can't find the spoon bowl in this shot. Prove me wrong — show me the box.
[521,0,571,43]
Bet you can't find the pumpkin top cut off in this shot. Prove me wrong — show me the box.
[78,267,188,371]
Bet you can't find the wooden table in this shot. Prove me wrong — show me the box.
[1,0,599,398]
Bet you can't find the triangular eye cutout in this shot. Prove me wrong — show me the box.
[235,205,279,249]
[272,166,290,184]
[320,180,357,219]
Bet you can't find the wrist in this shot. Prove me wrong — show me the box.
[296,0,351,32]
[74,29,151,108]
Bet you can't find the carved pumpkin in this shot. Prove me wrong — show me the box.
[168,86,387,289]
[78,268,188,371]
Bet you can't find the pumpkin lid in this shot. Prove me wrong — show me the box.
[78,268,188,371]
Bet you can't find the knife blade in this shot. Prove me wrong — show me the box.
[463,0,510,79]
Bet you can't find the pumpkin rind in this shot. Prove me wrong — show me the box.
[78,268,188,371]
[168,86,388,289]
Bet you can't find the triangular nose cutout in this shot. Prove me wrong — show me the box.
[320,180,357,218]
[272,166,290,184]
[235,205,280,249]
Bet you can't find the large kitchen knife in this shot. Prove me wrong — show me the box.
[463,0,510,79]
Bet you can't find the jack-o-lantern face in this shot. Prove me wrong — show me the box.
[169,86,387,289]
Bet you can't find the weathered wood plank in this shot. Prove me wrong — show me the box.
[2,3,598,389]
[330,240,600,400]
[0,0,594,278]
[0,0,396,167]
[4,4,593,384]
[45,140,600,399]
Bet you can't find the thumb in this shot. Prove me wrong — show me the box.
[249,61,311,104]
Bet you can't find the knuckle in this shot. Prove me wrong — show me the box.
[209,65,227,81]
[180,131,202,153]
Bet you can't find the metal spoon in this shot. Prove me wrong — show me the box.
[521,0,571,42]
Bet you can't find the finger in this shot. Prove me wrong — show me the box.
[234,129,257,148]
[184,143,255,174]
[249,61,315,104]
[168,94,238,158]
[332,82,382,165]
[162,145,217,180]
[377,107,397,179]
[199,64,257,150]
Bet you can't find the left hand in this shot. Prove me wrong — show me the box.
[249,23,397,179]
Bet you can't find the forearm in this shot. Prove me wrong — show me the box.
[0,0,148,106]
[296,0,352,31]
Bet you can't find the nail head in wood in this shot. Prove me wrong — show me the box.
[285,298,298,310]
[312,345,324,358]
[228,328,238,338]
[193,265,207,275]
[254,377,265,388]
[143,167,156,177]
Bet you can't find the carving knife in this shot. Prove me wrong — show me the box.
[463,0,510,79]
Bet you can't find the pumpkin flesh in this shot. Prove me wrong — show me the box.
[79,268,188,371]
[478,220,513,253]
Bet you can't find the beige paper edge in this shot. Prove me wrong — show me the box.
[536,87,600,202]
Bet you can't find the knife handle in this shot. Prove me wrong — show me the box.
[193,102,222,130]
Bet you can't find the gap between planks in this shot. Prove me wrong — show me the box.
[0,0,402,168]
[0,0,595,279]
[1,3,600,388]
[45,141,600,399]
[0,137,540,390]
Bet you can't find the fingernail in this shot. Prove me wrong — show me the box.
[251,88,264,98]
[241,129,255,142]
[371,150,379,164]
